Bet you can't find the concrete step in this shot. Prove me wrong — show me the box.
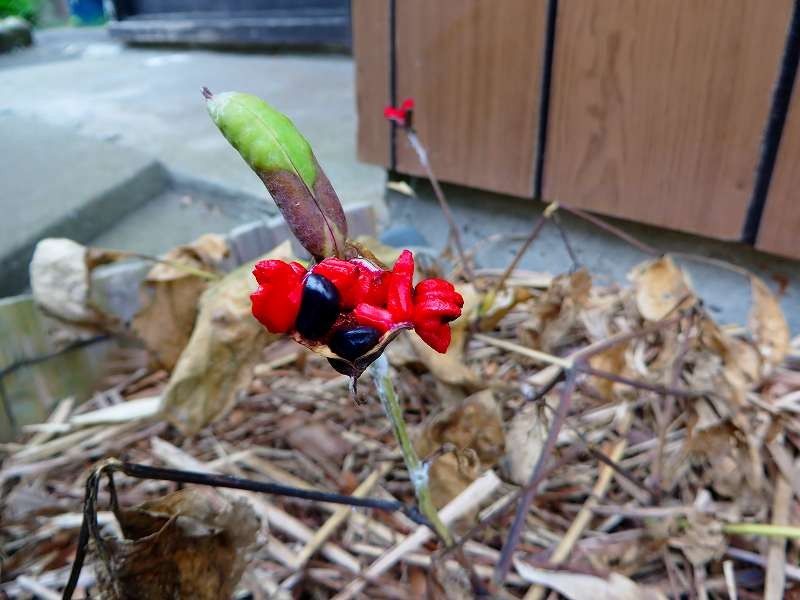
[0,114,167,296]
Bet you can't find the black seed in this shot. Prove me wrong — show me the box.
[329,326,381,361]
[295,273,340,340]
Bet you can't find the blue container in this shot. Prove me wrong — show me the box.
[69,0,104,24]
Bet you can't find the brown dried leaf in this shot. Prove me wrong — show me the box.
[159,242,287,435]
[501,400,552,486]
[415,390,503,510]
[477,285,534,332]
[132,234,228,370]
[514,559,667,600]
[588,342,629,400]
[414,389,505,466]
[749,275,790,369]
[669,509,726,567]
[427,449,481,510]
[95,487,258,599]
[630,255,695,321]
[524,269,592,351]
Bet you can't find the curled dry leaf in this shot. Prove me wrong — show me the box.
[587,342,629,400]
[29,238,121,333]
[477,285,534,332]
[501,400,552,486]
[95,487,258,600]
[696,317,762,407]
[415,389,505,466]
[133,234,228,370]
[160,242,288,435]
[427,449,481,511]
[521,268,592,352]
[414,389,504,508]
[668,507,726,568]
[630,255,695,321]
[687,423,749,498]
[514,559,667,600]
[748,275,790,370]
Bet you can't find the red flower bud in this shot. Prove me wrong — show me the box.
[383,98,415,128]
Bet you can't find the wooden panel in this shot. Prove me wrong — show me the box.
[352,0,391,166]
[544,0,791,239]
[395,0,547,197]
[758,84,800,259]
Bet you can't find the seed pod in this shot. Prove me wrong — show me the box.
[295,273,340,340]
[329,326,381,361]
[204,88,348,260]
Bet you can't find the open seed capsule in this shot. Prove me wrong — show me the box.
[295,273,340,340]
[328,326,381,362]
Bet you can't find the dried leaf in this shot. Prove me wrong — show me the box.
[95,487,258,599]
[588,342,629,400]
[523,269,592,351]
[501,400,552,486]
[427,449,481,510]
[415,390,503,509]
[477,285,534,332]
[669,507,726,567]
[159,242,288,435]
[29,238,115,329]
[514,560,667,600]
[415,389,505,466]
[749,275,790,369]
[132,234,228,370]
[630,256,695,321]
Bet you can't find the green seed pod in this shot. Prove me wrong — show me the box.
[204,88,348,260]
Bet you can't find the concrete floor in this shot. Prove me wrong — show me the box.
[0,27,385,209]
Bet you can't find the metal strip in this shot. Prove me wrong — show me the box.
[534,0,559,199]
[742,0,800,244]
[388,0,398,171]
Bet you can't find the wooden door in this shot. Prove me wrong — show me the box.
[354,0,548,198]
[543,0,792,239]
[758,83,800,259]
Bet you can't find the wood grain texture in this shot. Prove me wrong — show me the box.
[394,0,547,197]
[352,0,391,166]
[544,0,792,239]
[758,81,800,259]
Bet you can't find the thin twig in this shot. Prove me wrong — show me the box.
[491,213,548,297]
[494,370,577,583]
[557,202,660,257]
[61,457,429,599]
[551,212,581,270]
[523,411,631,600]
[404,129,474,280]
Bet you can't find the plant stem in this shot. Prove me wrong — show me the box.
[405,129,474,281]
[369,354,454,545]
[723,523,800,539]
